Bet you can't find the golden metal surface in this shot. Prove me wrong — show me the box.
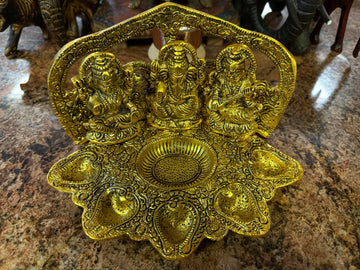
[47,3,302,260]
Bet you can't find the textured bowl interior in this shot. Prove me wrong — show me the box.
[136,137,217,188]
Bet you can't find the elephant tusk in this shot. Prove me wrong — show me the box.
[317,4,332,25]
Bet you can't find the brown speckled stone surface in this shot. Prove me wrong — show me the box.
[0,3,360,269]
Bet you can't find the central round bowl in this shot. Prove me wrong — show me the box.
[136,136,217,188]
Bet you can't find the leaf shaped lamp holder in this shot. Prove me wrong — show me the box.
[47,3,303,260]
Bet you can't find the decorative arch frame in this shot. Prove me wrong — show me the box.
[48,2,296,144]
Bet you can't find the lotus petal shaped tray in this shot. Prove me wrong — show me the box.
[47,3,302,259]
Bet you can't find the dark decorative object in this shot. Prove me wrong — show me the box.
[234,0,329,55]
[310,0,354,53]
[353,38,360,58]
[0,0,100,57]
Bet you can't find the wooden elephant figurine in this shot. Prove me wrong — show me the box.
[310,0,355,53]
[233,0,327,55]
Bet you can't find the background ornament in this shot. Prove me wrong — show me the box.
[47,3,302,260]
[0,0,100,58]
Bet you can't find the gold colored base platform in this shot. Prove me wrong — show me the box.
[48,128,301,259]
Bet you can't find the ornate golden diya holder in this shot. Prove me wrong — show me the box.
[47,3,302,260]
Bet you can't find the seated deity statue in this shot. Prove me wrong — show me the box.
[205,44,266,138]
[70,52,148,144]
[148,41,206,130]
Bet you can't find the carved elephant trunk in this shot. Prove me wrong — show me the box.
[38,0,67,46]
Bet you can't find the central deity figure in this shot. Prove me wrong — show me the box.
[148,41,206,130]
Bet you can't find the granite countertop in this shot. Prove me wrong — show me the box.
[0,2,359,269]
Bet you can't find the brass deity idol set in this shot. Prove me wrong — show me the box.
[47,3,302,259]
